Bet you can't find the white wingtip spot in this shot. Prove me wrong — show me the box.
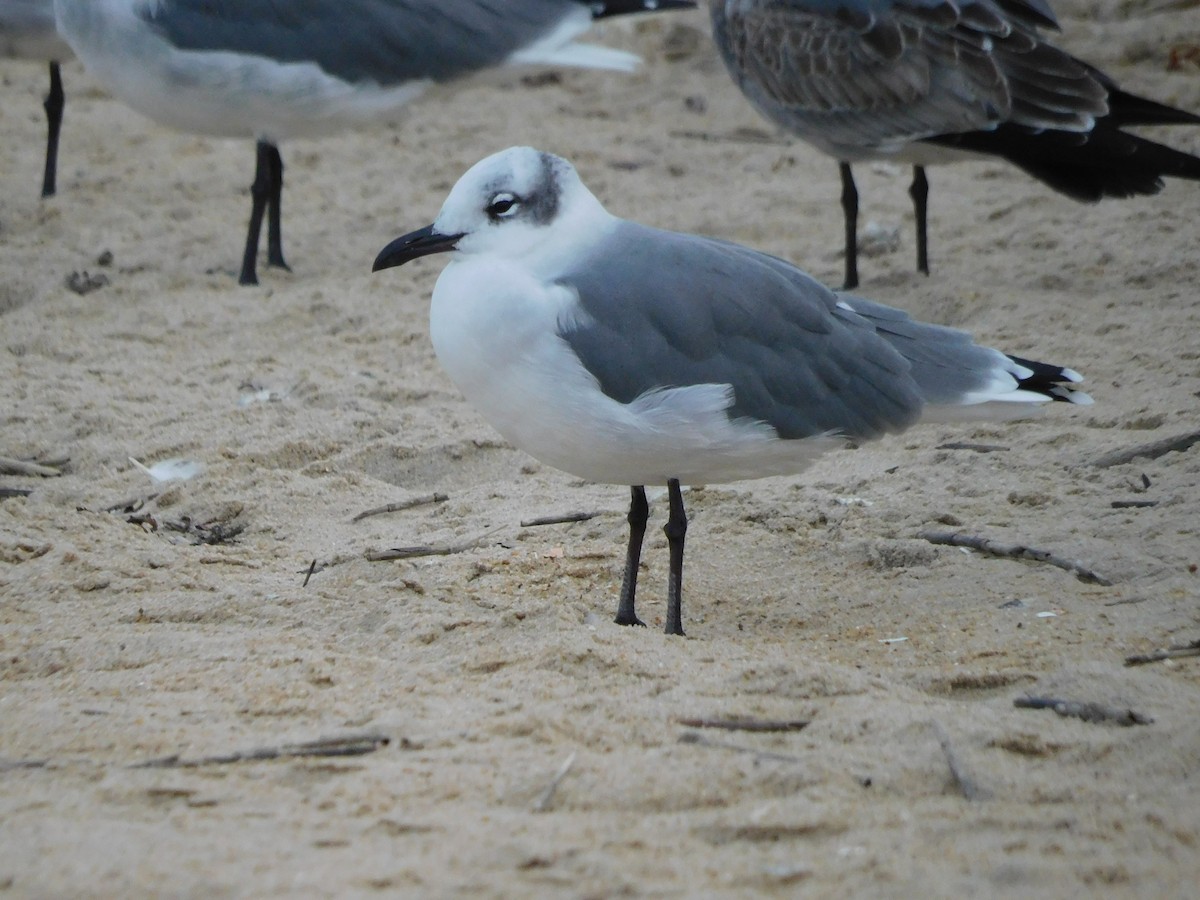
[1009,361,1034,381]
[1055,387,1093,405]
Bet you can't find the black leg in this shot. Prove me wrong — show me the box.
[265,143,290,271]
[41,62,64,198]
[663,479,687,637]
[614,486,649,628]
[839,162,859,290]
[909,165,930,276]
[239,141,273,285]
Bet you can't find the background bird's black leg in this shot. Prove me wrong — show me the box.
[910,165,930,276]
[41,62,64,198]
[239,141,272,285]
[614,485,649,628]
[839,162,859,290]
[663,479,687,637]
[265,143,290,271]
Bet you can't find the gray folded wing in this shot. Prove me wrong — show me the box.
[557,222,928,442]
[710,0,1109,156]
[141,0,590,86]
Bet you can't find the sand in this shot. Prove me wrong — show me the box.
[2,3,1199,896]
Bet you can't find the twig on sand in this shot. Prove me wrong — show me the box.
[670,127,786,145]
[676,717,810,733]
[531,751,577,813]
[0,488,34,499]
[1013,696,1152,726]
[352,492,448,522]
[519,511,600,528]
[103,494,156,514]
[1124,640,1200,667]
[294,553,359,580]
[917,529,1111,585]
[1091,429,1200,468]
[935,442,1009,453]
[365,526,503,562]
[1103,596,1148,607]
[133,732,391,769]
[932,720,989,801]
[0,456,63,477]
[678,732,805,764]
[0,758,47,772]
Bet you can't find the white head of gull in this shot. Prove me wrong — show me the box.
[373,146,1092,636]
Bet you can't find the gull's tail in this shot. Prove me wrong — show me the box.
[525,0,697,72]
[924,86,1200,202]
[835,295,1092,422]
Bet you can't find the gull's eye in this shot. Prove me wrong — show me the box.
[486,192,520,220]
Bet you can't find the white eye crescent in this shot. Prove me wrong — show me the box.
[486,192,519,219]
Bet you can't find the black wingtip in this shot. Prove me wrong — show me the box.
[924,115,1200,202]
[1007,355,1092,405]
[1104,87,1200,128]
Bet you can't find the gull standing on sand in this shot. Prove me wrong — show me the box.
[52,0,694,286]
[1,0,71,196]
[709,0,1200,289]
[373,146,1092,635]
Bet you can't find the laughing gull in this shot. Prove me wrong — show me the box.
[372,146,1092,635]
[709,0,1200,289]
[52,0,694,286]
[1,0,71,196]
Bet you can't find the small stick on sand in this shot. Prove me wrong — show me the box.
[302,559,317,587]
[102,494,156,514]
[1103,596,1148,607]
[0,758,48,772]
[352,492,448,522]
[133,732,391,768]
[531,751,577,813]
[1013,696,1153,726]
[1091,429,1200,468]
[935,442,1010,453]
[519,511,600,528]
[297,553,360,579]
[0,456,63,477]
[678,732,805,764]
[917,529,1112,585]
[932,720,989,801]
[1124,640,1200,667]
[365,526,503,562]
[676,717,810,733]
[670,128,787,145]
